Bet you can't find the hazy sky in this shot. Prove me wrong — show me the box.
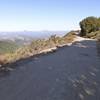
[0,0,100,31]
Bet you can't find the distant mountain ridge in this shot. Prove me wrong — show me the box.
[0,31,67,45]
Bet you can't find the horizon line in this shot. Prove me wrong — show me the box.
[0,29,80,32]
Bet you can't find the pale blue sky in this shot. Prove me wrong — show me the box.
[0,0,100,31]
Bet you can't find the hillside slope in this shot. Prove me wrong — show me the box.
[0,41,19,54]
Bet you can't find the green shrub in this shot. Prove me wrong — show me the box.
[79,16,100,36]
[86,30,100,39]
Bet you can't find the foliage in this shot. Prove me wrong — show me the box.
[86,30,100,39]
[0,33,76,65]
[0,41,19,54]
[79,16,100,36]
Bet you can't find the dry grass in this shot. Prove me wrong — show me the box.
[0,33,76,66]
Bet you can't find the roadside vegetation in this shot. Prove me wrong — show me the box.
[0,41,19,54]
[79,16,100,40]
[0,32,76,66]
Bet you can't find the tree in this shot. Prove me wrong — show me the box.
[79,16,100,36]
